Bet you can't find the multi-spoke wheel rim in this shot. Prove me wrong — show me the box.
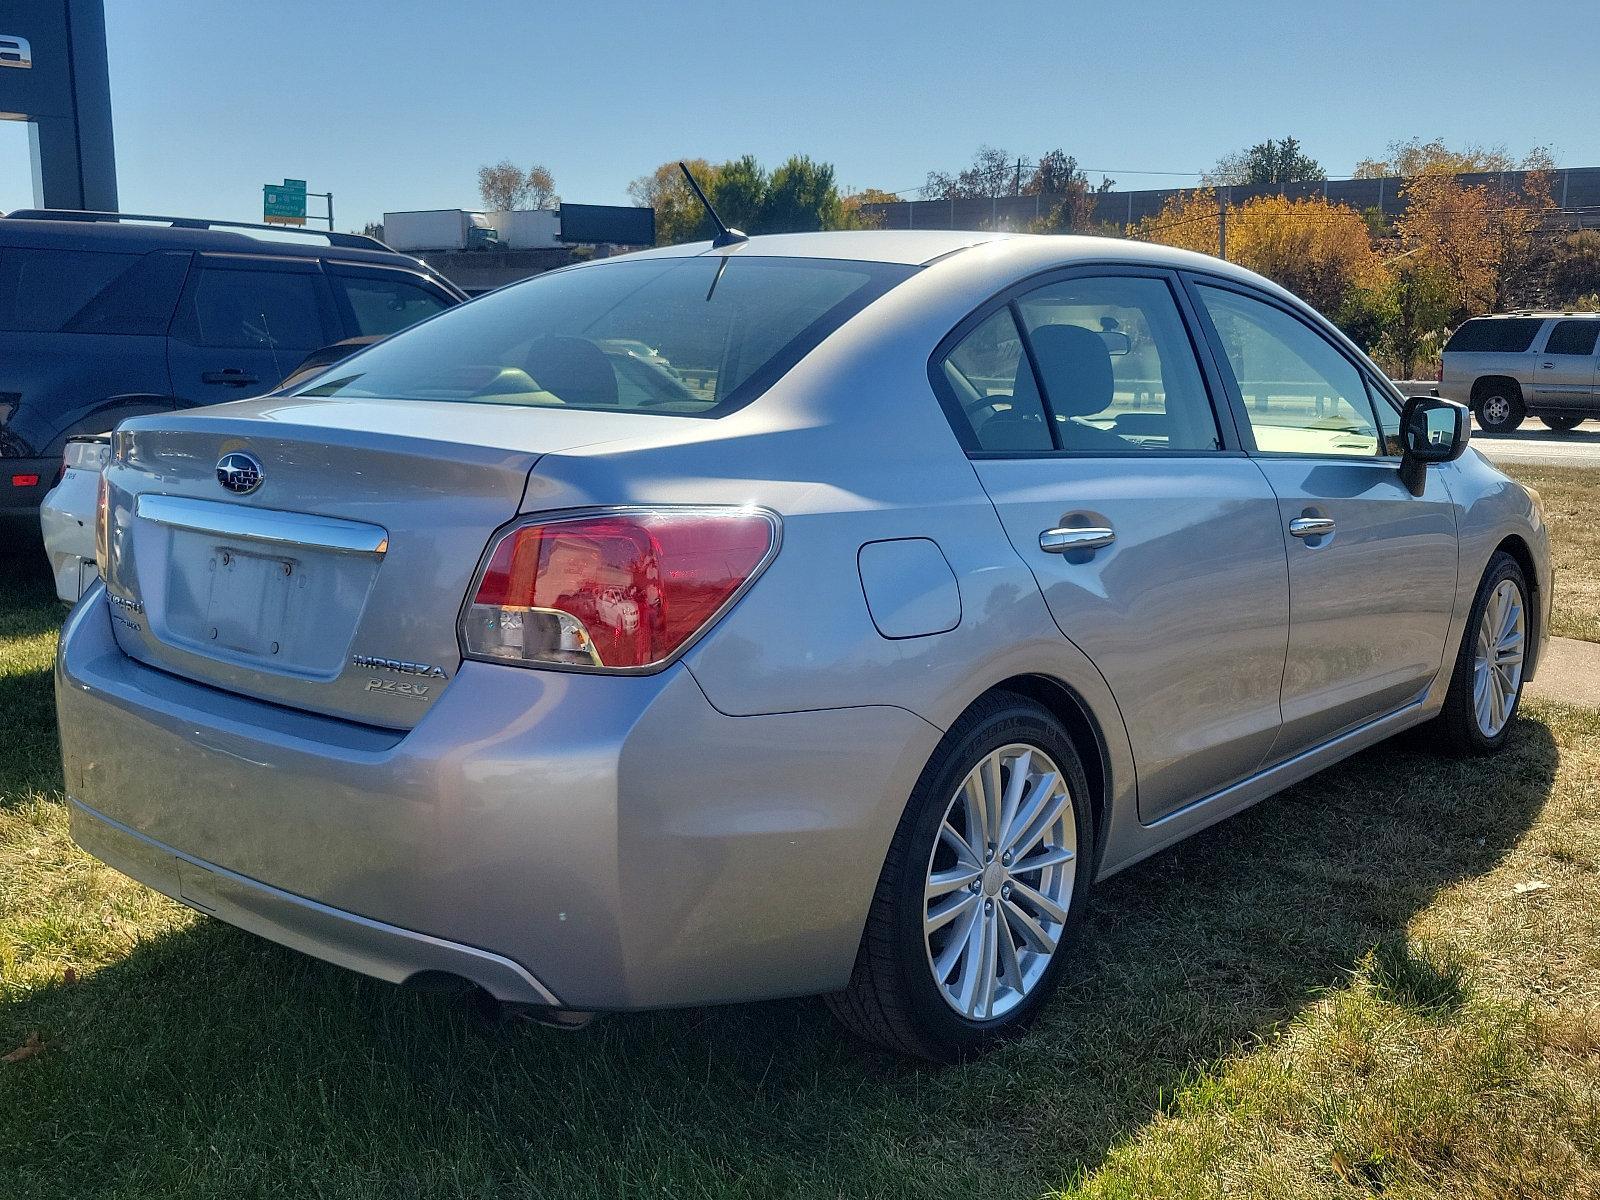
[1482,395,1511,425]
[923,743,1076,1022]
[1473,578,1525,738]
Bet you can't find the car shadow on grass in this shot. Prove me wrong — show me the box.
[0,716,1558,1199]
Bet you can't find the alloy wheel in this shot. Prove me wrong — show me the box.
[1473,578,1525,738]
[1481,395,1511,425]
[923,743,1076,1021]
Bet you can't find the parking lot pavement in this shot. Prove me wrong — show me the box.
[1528,636,1600,708]
[1471,421,1600,469]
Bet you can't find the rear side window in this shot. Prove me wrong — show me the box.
[0,247,139,332]
[178,264,331,351]
[298,256,913,414]
[1444,318,1544,353]
[1544,319,1600,356]
[332,270,451,338]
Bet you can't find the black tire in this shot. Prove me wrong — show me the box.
[1429,551,1530,756]
[826,692,1093,1061]
[1540,414,1583,433]
[1473,383,1525,434]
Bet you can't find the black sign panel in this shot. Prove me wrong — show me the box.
[559,203,655,247]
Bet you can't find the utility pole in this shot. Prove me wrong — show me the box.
[1218,186,1230,260]
[1014,157,1023,197]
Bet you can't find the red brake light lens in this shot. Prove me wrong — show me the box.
[463,509,777,670]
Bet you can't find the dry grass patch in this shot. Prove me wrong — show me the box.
[1504,464,1600,644]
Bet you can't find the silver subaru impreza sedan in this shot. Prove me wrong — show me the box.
[58,230,1549,1060]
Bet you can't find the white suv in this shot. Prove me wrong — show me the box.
[1438,312,1600,434]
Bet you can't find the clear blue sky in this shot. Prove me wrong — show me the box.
[1,0,1593,227]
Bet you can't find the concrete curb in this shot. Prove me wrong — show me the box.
[1526,637,1600,708]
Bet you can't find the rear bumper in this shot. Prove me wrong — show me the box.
[57,587,938,1010]
[70,798,559,1004]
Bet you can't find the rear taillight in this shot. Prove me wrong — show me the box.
[461,508,778,671]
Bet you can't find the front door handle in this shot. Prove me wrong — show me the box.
[202,369,260,386]
[1040,526,1115,554]
[1289,517,1336,539]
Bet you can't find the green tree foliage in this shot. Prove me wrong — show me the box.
[758,155,843,234]
[1208,137,1325,186]
[1549,231,1600,306]
[627,155,854,245]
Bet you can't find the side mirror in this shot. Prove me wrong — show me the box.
[1398,395,1469,495]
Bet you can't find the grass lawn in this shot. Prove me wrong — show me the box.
[1504,464,1600,644]
[4,517,1600,1196]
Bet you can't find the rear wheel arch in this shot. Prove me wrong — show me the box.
[1470,375,1522,404]
[961,674,1110,870]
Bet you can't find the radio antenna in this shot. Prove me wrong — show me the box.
[678,161,748,249]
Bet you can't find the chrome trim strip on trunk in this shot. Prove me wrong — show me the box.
[135,494,389,556]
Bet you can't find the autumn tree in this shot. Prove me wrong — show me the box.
[1129,188,1221,255]
[1353,138,1554,179]
[1396,169,1555,315]
[839,188,900,230]
[476,160,559,210]
[1227,196,1387,315]
[920,145,1016,199]
[1207,137,1324,186]
[626,159,720,245]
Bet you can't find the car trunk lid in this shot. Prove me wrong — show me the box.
[98,396,667,728]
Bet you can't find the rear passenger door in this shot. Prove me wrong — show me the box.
[167,254,339,408]
[938,268,1291,823]
[326,265,456,339]
[1186,277,1458,753]
[1532,319,1600,407]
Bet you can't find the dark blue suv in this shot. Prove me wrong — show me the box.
[0,211,465,539]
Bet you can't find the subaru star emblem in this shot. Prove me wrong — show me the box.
[216,451,264,495]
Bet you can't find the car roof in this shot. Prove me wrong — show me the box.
[611,228,1282,286]
[0,213,430,270]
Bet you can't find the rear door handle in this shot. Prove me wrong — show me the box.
[1289,517,1335,539]
[1039,526,1115,553]
[202,369,260,386]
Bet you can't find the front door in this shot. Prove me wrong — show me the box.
[938,270,1290,823]
[167,254,339,408]
[1531,318,1600,409]
[1189,279,1459,753]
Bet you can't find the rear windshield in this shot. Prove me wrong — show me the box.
[297,255,916,415]
[1444,318,1544,354]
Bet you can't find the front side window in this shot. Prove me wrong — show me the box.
[1544,319,1600,357]
[1197,284,1379,457]
[1015,275,1220,451]
[182,266,329,351]
[334,271,451,338]
[300,256,914,415]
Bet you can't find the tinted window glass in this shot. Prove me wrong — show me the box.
[1016,275,1219,451]
[1444,318,1544,353]
[301,256,914,415]
[64,251,190,336]
[0,248,138,332]
[1198,285,1379,457]
[940,307,1051,451]
[1544,319,1600,356]
[185,267,328,350]
[334,271,450,337]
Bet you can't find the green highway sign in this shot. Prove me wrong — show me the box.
[263,177,308,226]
